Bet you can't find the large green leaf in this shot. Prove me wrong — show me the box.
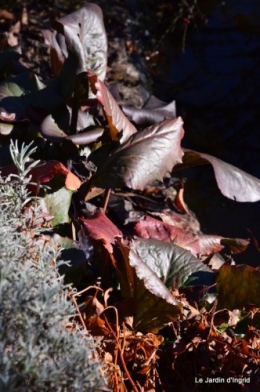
[117,240,182,333]
[130,238,215,288]
[0,122,14,135]
[90,117,184,190]
[177,150,260,202]
[0,73,44,119]
[216,264,260,309]
[0,72,65,122]
[39,187,73,227]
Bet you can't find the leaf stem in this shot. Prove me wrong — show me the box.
[102,189,111,213]
[70,93,79,135]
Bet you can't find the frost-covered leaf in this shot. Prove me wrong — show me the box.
[90,117,184,190]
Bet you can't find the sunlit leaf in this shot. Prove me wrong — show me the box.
[177,150,260,202]
[122,95,176,126]
[134,216,249,257]
[117,240,182,333]
[216,264,260,309]
[32,161,82,191]
[89,72,137,142]
[1,160,82,191]
[151,210,200,234]
[53,4,107,79]
[130,237,215,288]
[0,122,13,135]
[90,117,184,190]
[39,186,73,226]
[66,127,104,145]
[40,115,68,142]
[80,210,122,253]
[0,112,16,122]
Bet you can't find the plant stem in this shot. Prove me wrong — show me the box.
[70,94,79,135]
[103,189,111,213]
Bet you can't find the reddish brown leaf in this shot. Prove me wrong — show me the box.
[1,160,82,191]
[0,112,16,122]
[89,72,137,143]
[174,184,191,215]
[134,216,249,257]
[151,210,200,233]
[31,161,81,191]
[80,211,122,253]
[0,10,14,20]
[86,316,110,336]
[41,29,65,76]
[134,215,199,252]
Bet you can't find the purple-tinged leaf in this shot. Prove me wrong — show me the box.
[53,4,107,79]
[90,117,184,191]
[122,95,176,126]
[178,150,260,202]
[40,115,68,142]
[66,127,104,145]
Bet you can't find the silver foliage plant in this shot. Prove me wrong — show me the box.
[0,141,107,391]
